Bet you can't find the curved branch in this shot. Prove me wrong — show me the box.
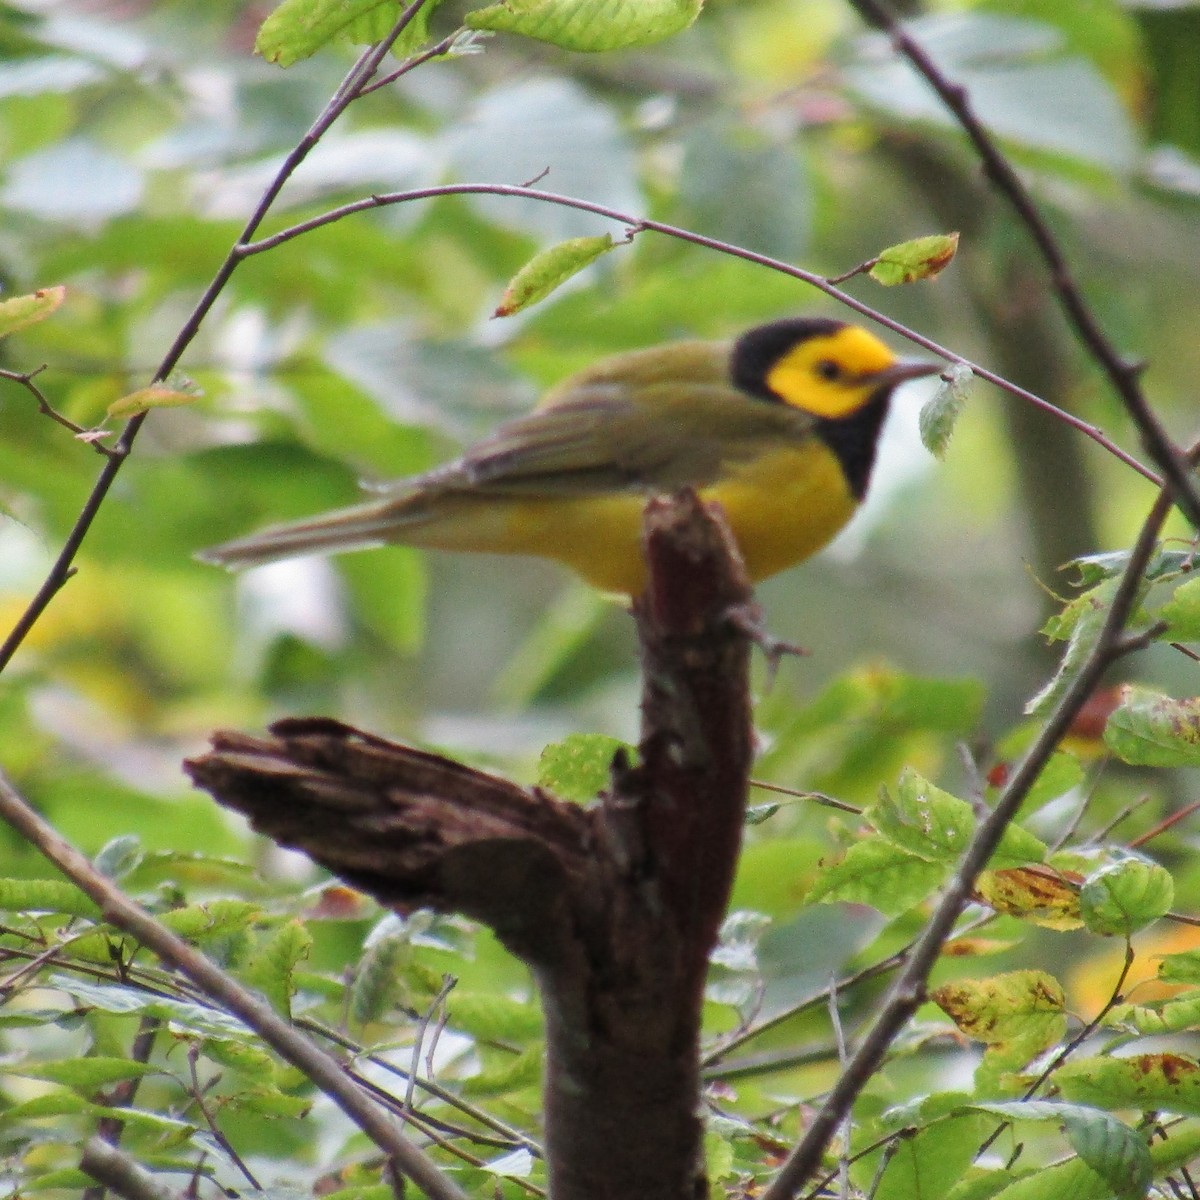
[0,768,468,1200]
[760,460,1187,1200]
[237,184,1159,487]
[844,0,1200,525]
[0,0,435,678]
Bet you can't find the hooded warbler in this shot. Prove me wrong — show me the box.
[200,317,938,595]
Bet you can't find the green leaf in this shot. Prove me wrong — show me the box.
[0,877,100,918]
[1026,579,1120,717]
[157,899,262,942]
[1067,548,1192,587]
[872,768,1045,868]
[1157,948,1200,986]
[51,975,251,1038]
[450,992,543,1042]
[242,919,312,1018]
[868,1113,989,1200]
[345,0,448,50]
[805,837,948,916]
[463,1045,542,1096]
[494,235,616,317]
[1079,859,1173,937]
[1014,751,1084,815]
[1107,994,1200,1036]
[202,1036,279,1080]
[969,1102,1150,1200]
[1159,575,1200,640]
[1058,1053,1200,1115]
[467,0,703,51]
[537,732,630,802]
[0,284,65,338]
[6,1057,156,1090]
[257,0,400,66]
[1103,686,1200,767]
[92,835,143,881]
[919,362,971,459]
[869,232,960,285]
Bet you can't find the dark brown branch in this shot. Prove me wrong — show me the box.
[187,492,756,1200]
[845,0,1200,526]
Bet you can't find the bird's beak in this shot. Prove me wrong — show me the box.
[869,358,942,388]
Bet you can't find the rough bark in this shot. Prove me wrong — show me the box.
[186,490,754,1200]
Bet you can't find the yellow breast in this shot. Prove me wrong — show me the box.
[430,439,858,595]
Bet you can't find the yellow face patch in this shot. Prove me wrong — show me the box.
[765,325,898,420]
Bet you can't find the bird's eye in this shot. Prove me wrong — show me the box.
[815,359,842,381]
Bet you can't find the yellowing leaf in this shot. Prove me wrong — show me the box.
[106,386,197,419]
[932,969,1066,1070]
[467,0,703,52]
[1057,1052,1200,1116]
[975,865,1083,929]
[0,285,66,339]
[869,232,959,286]
[494,234,616,317]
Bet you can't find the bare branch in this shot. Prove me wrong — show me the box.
[760,465,1185,1200]
[236,183,1159,487]
[0,768,470,1200]
[844,0,1200,525]
[80,1138,175,1200]
[0,0,437,678]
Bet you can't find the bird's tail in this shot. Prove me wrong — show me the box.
[197,495,418,570]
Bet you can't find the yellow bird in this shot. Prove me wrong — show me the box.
[200,318,939,595]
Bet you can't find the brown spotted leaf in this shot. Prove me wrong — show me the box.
[975,865,1083,930]
[1057,1052,1200,1116]
[932,969,1066,1071]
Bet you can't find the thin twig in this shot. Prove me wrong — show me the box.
[0,0,435,678]
[1128,800,1200,850]
[760,465,1184,1200]
[0,768,469,1200]
[974,939,1136,1162]
[844,0,1200,526]
[235,183,1160,488]
[358,32,459,96]
[401,973,457,1126]
[297,1015,542,1153]
[749,779,863,815]
[186,1044,261,1190]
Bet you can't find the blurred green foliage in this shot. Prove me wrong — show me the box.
[2,0,1200,1196]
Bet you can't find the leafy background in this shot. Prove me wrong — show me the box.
[3,0,1200,1196]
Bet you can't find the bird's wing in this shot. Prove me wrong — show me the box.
[407,383,816,499]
